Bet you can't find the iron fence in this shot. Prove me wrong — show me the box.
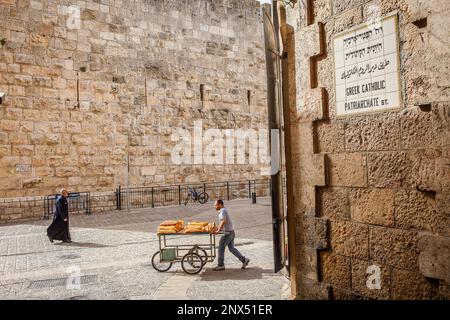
[42,178,285,218]
[115,179,273,210]
[43,192,91,219]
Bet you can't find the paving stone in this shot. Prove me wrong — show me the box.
[0,198,289,299]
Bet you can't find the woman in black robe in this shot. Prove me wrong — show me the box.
[47,189,71,243]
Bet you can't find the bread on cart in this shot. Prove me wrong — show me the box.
[157,220,184,234]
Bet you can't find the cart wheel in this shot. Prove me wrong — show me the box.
[198,192,208,204]
[151,251,172,272]
[193,248,208,266]
[181,252,204,274]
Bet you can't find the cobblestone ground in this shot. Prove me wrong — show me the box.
[0,197,290,300]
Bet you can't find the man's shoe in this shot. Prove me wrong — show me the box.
[242,258,250,269]
[213,266,225,271]
[63,240,72,243]
[48,236,53,243]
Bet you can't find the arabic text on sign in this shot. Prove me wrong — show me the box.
[341,59,390,80]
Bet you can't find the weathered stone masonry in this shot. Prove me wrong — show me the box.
[287,0,449,299]
[0,0,268,221]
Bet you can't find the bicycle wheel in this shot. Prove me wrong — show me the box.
[181,252,204,274]
[195,247,209,266]
[184,194,191,206]
[198,192,208,204]
[151,251,172,272]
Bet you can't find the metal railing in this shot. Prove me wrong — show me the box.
[42,178,285,218]
[115,179,273,210]
[43,192,91,219]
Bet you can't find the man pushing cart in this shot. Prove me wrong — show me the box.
[151,200,250,275]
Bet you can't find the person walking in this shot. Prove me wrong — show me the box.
[213,199,250,271]
[47,188,72,243]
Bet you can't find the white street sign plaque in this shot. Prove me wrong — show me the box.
[333,12,402,116]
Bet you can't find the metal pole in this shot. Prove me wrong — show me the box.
[226,182,230,201]
[263,1,286,274]
[126,153,130,212]
[119,185,122,210]
[151,187,154,208]
[116,186,120,210]
[178,185,181,205]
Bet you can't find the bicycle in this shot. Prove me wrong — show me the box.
[184,187,209,205]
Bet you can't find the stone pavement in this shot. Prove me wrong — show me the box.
[0,197,291,300]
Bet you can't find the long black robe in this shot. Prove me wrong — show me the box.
[47,195,71,242]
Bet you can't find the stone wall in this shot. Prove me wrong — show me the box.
[286,0,449,299]
[0,0,268,200]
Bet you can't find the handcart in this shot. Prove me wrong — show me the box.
[151,231,222,275]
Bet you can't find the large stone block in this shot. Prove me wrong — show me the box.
[0,145,10,157]
[297,22,324,59]
[315,121,345,153]
[0,132,8,144]
[391,268,439,300]
[55,167,80,177]
[36,167,54,176]
[418,234,450,283]
[332,0,367,15]
[297,87,327,123]
[368,152,408,188]
[0,0,15,6]
[317,187,350,219]
[344,115,400,152]
[8,133,29,145]
[294,134,326,188]
[297,215,329,250]
[141,166,157,176]
[295,245,320,282]
[439,281,450,299]
[326,153,367,187]
[394,190,447,234]
[400,106,438,149]
[1,156,31,166]
[350,188,395,227]
[296,276,331,300]
[369,149,444,191]
[0,120,19,132]
[22,178,42,188]
[330,218,369,259]
[432,103,449,148]
[320,251,351,289]
[72,134,92,145]
[67,122,81,133]
[4,108,23,120]
[369,226,419,270]
[0,178,21,190]
[324,5,363,39]
[12,145,34,157]
[404,149,444,192]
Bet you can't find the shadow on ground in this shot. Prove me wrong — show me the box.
[56,241,113,248]
[198,267,275,281]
